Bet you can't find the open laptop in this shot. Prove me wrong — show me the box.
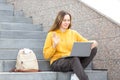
[69,42,92,57]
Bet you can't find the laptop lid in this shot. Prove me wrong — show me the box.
[70,42,92,57]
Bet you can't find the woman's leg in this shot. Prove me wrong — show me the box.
[80,47,97,68]
[71,57,89,80]
[50,58,73,72]
[50,57,89,80]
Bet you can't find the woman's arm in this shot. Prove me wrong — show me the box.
[73,30,98,49]
[43,32,59,60]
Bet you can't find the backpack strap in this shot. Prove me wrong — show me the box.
[10,68,41,72]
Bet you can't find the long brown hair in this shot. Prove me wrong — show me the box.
[49,10,72,32]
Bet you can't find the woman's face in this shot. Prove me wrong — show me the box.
[60,14,70,30]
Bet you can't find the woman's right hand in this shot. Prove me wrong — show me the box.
[52,32,60,48]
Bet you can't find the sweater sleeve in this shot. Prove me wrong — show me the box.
[43,32,56,60]
[73,30,88,42]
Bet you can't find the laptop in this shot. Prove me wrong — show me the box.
[69,42,92,57]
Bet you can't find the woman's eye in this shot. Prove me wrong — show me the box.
[63,19,70,22]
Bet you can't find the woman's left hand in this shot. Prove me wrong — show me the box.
[89,40,98,49]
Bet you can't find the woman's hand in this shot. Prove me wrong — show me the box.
[89,40,98,49]
[52,32,60,48]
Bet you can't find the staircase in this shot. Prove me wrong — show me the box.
[0,0,108,80]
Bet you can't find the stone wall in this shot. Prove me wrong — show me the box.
[7,0,120,80]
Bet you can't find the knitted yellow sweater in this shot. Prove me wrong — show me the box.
[43,29,88,64]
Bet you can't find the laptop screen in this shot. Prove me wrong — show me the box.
[70,42,92,57]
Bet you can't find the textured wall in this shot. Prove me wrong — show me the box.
[7,0,120,80]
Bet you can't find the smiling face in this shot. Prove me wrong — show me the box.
[49,10,72,32]
[60,14,71,30]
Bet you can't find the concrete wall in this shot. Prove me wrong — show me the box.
[80,0,120,25]
[7,0,120,80]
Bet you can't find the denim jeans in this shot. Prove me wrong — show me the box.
[50,47,97,80]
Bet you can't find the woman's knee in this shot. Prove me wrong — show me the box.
[71,57,81,66]
[92,47,97,52]
[93,47,97,50]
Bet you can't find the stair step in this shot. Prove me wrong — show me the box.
[0,0,6,3]
[0,72,58,80]
[14,10,24,16]
[0,60,51,71]
[0,10,13,16]
[0,30,47,39]
[2,60,92,72]
[71,70,107,80]
[0,70,107,80]
[0,50,92,71]
[0,22,43,31]
[0,49,44,60]
[0,3,13,11]
[0,16,32,23]
[0,49,93,70]
[0,10,24,16]
[0,39,45,48]
[87,70,107,80]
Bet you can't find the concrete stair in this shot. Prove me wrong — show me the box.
[0,15,32,23]
[0,3,14,16]
[0,30,47,39]
[0,0,6,3]
[0,3,13,11]
[0,10,24,16]
[0,10,13,16]
[0,3,32,23]
[0,0,108,80]
[0,2,24,16]
[0,22,43,31]
[0,71,107,80]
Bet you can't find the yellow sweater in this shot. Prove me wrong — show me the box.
[43,29,88,64]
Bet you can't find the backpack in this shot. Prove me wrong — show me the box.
[15,48,39,72]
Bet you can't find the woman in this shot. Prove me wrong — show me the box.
[43,10,98,80]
